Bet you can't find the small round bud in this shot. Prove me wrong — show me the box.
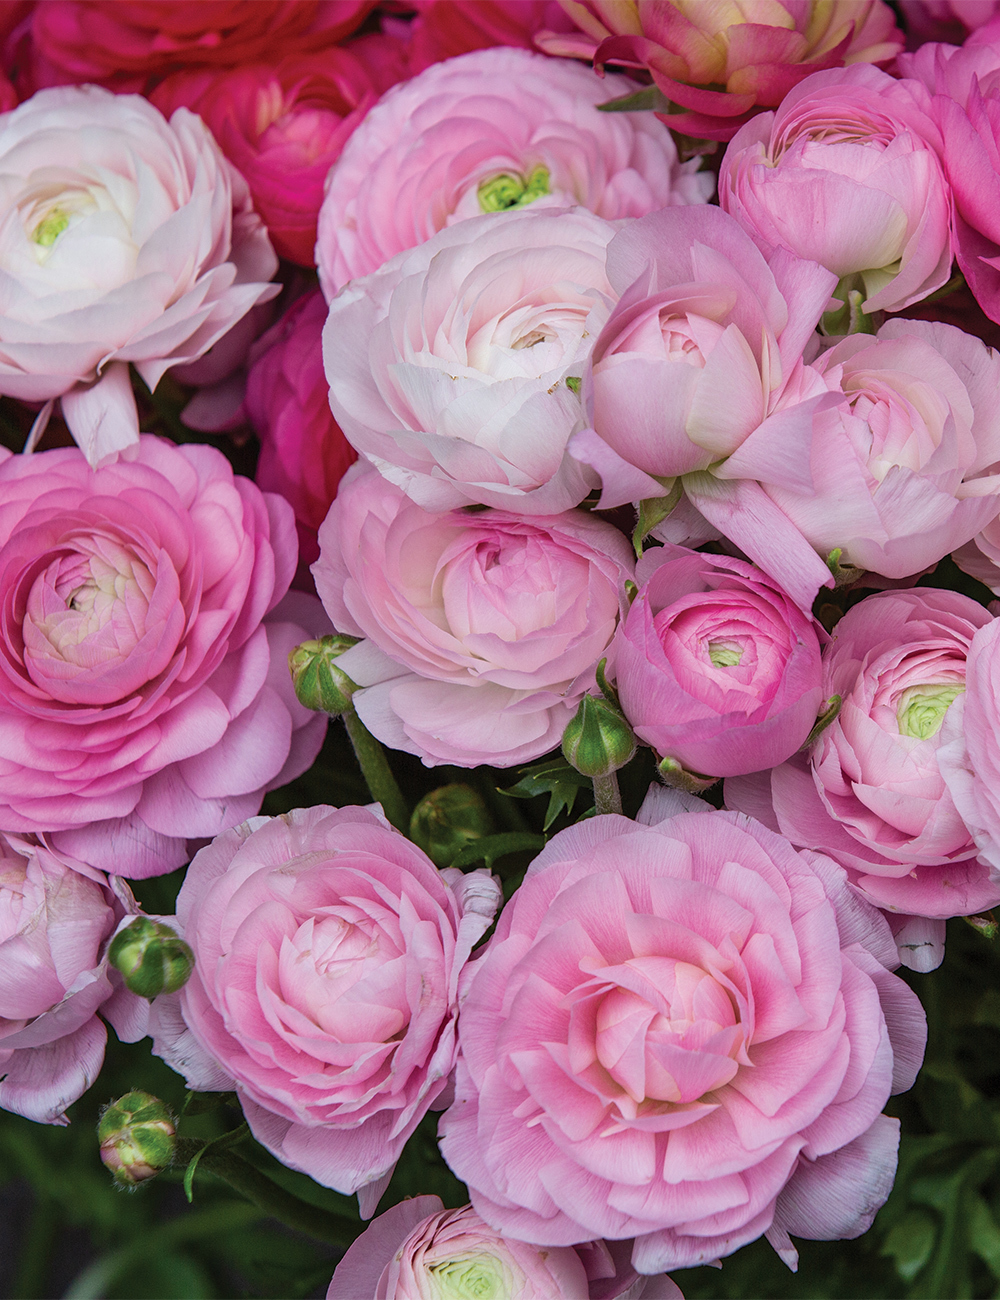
[108,916,194,1000]
[409,784,495,867]
[98,1091,176,1188]
[288,634,360,715]
[562,693,636,779]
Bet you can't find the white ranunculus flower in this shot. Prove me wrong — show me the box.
[0,85,278,464]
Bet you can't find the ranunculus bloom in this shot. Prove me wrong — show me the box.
[324,206,618,516]
[727,589,1000,930]
[940,618,1000,876]
[150,805,501,1214]
[0,436,327,879]
[440,797,926,1272]
[0,85,278,466]
[536,0,903,141]
[901,1,1000,47]
[313,463,634,768]
[315,46,712,296]
[328,1196,684,1300]
[403,1,577,74]
[720,65,951,313]
[614,545,824,779]
[0,834,146,1123]
[248,289,357,572]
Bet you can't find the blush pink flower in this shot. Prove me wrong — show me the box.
[328,1196,684,1300]
[150,805,501,1214]
[316,46,712,296]
[0,834,146,1124]
[440,800,926,1272]
[312,463,634,768]
[0,436,327,879]
[614,545,824,779]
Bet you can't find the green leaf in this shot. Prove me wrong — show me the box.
[969,1194,1000,1278]
[633,479,682,556]
[597,86,672,113]
[450,831,546,870]
[182,1125,250,1203]
[881,1210,937,1283]
[502,757,592,830]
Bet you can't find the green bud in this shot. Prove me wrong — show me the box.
[108,916,194,1000]
[98,1091,176,1188]
[562,693,636,779]
[896,682,964,740]
[409,784,495,868]
[288,634,360,715]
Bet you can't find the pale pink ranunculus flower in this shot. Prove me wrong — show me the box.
[614,545,824,779]
[440,796,926,1273]
[315,46,713,297]
[328,1196,684,1300]
[720,65,951,314]
[312,462,634,768]
[323,206,618,516]
[0,436,327,879]
[150,805,501,1215]
[0,834,147,1124]
[0,85,279,466]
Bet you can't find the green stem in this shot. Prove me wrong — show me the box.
[342,708,409,831]
[593,773,622,816]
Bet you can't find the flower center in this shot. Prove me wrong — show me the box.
[426,1254,508,1299]
[707,637,744,668]
[896,682,964,739]
[477,166,550,213]
[32,207,70,248]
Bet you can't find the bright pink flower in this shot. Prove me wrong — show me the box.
[536,1,902,141]
[440,799,925,1272]
[940,618,1000,877]
[150,805,501,1214]
[0,436,327,879]
[312,463,634,768]
[900,1,1000,44]
[614,545,824,779]
[0,834,146,1124]
[403,1,577,73]
[328,1196,684,1299]
[316,46,713,296]
[720,66,951,313]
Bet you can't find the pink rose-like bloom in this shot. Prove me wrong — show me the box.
[313,462,634,768]
[150,805,501,1214]
[940,618,1000,876]
[403,1,576,74]
[727,588,1000,930]
[900,1,1000,47]
[614,545,824,779]
[0,834,147,1124]
[316,46,713,296]
[0,85,278,467]
[324,206,617,516]
[0,436,327,879]
[440,800,926,1272]
[536,0,903,141]
[720,65,951,314]
[328,1196,684,1300]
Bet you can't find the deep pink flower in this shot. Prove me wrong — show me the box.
[403,1,576,74]
[440,797,925,1272]
[900,1,1000,45]
[0,436,327,878]
[150,805,501,1214]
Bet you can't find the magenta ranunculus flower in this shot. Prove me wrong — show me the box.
[150,805,501,1214]
[328,1196,684,1300]
[312,462,634,768]
[0,436,327,879]
[614,545,824,779]
[0,834,147,1123]
[0,85,279,467]
[720,65,951,313]
[440,795,926,1272]
[315,46,713,296]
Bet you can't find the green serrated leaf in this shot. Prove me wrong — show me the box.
[502,757,592,830]
[450,831,546,870]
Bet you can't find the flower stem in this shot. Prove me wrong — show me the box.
[343,707,410,832]
[592,773,622,815]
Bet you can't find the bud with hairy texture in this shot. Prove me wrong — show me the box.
[98,1092,175,1188]
[409,785,495,868]
[288,634,360,715]
[562,693,636,779]
[108,917,194,1000]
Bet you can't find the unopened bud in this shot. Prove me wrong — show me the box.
[99,1091,176,1188]
[108,916,194,1000]
[288,634,360,715]
[410,784,495,868]
[562,693,636,779]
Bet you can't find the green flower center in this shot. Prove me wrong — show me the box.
[32,207,70,247]
[896,683,964,739]
[426,1253,508,1299]
[708,638,744,668]
[478,166,550,213]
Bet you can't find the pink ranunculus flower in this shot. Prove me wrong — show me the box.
[440,796,926,1272]
[940,617,1000,876]
[403,1,577,74]
[727,588,1000,933]
[900,1,1000,48]
[315,46,713,297]
[719,65,951,314]
[150,805,502,1215]
[0,834,147,1124]
[328,1196,684,1300]
[324,206,618,516]
[312,462,634,768]
[0,85,279,467]
[536,1,903,141]
[614,545,824,779]
[0,436,327,879]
